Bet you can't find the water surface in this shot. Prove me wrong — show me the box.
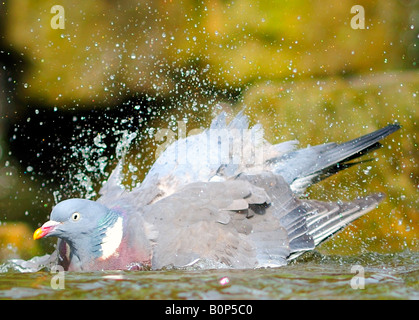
[1,250,417,300]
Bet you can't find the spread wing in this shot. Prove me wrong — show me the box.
[98,110,297,207]
[98,109,398,208]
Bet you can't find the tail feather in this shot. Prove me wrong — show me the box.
[307,193,385,245]
[287,193,385,260]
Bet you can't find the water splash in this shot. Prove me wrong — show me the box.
[59,128,139,201]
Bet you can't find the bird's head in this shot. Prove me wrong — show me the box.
[34,199,123,264]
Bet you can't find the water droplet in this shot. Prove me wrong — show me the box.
[363,166,372,175]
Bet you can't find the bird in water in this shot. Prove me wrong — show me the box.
[33,110,400,271]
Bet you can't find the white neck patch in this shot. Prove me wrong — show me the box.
[100,216,123,260]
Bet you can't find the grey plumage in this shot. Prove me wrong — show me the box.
[35,109,400,271]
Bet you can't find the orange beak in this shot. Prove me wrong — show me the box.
[33,221,60,240]
[33,227,46,240]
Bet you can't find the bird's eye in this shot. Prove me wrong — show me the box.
[71,212,81,221]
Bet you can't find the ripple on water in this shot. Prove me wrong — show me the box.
[0,250,418,299]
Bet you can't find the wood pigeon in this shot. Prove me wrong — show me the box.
[33,111,400,271]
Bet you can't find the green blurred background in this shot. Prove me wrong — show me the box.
[0,0,417,261]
